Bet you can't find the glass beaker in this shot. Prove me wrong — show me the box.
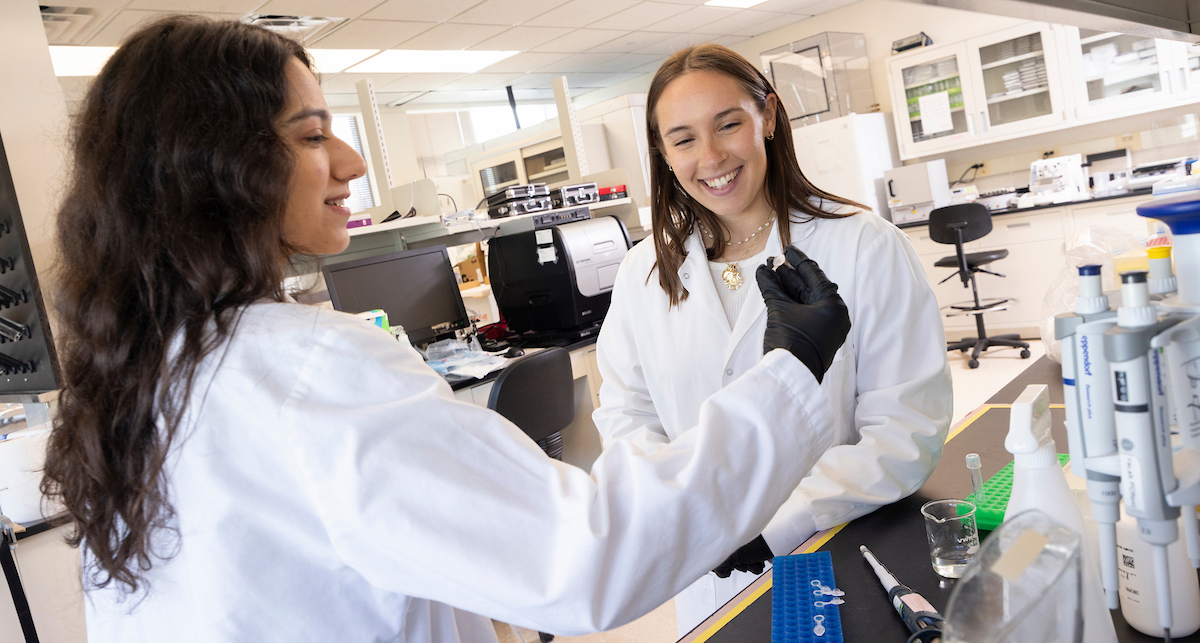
[922,499,980,578]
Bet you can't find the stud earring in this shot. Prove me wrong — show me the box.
[668,165,674,172]
[766,132,775,141]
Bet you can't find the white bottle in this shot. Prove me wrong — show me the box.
[1115,508,1200,638]
[1005,384,1118,643]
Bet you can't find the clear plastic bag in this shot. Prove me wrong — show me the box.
[1039,226,1142,363]
[422,335,508,379]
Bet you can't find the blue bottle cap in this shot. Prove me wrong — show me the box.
[1078,265,1102,276]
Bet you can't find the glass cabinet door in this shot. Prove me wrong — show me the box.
[524,147,568,186]
[478,159,519,196]
[901,54,971,145]
[1180,43,1200,95]
[1072,29,1169,116]
[976,31,1053,128]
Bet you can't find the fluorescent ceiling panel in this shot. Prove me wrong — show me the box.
[49,46,117,76]
[705,0,769,6]
[309,49,380,73]
[347,49,518,74]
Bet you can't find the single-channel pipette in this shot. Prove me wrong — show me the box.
[861,545,943,643]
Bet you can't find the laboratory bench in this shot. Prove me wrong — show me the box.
[681,356,1200,643]
[894,187,1154,229]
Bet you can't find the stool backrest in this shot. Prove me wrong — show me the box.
[486,347,574,443]
[929,203,992,245]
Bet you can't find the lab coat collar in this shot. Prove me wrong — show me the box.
[678,229,732,333]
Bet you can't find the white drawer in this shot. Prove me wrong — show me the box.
[980,209,1067,248]
[1068,196,1155,239]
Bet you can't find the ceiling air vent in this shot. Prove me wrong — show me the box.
[244,15,347,43]
[41,6,113,45]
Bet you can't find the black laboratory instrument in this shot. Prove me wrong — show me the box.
[861,545,945,643]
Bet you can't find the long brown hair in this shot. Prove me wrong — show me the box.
[646,44,865,306]
[40,16,310,594]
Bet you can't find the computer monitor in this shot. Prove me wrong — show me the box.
[322,246,471,347]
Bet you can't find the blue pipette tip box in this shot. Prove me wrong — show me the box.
[772,550,845,643]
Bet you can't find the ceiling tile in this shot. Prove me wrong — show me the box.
[789,0,857,13]
[564,72,613,88]
[477,51,570,73]
[751,0,825,13]
[536,53,622,74]
[590,2,692,30]
[363,0,488,23]
[310,20,435,49]
[468,26,565,51]
[377,91,426,106]
[591,71,647,87]
[524,0,640,28]
[85,9,240,46]
[505,73,564,89]
[449,0,571,26]
[253,0,382,19]
[586,31,676,54]
[650,0,710,4]
[628,57,667,73]
[530,29,628,54]
[644,6,736,33]
[126,0,260,11]
[396,23,509,50]
[379,73,467,92]
[439,73,524,90]
[319,72,409,93]
[716,10,788,36]
[710,34,748,47]
[633,31,717,55]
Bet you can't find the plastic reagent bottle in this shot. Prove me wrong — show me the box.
[1005,384,1118,643]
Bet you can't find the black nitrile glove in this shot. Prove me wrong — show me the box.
[713,535,774,578]
[756,246,851,384]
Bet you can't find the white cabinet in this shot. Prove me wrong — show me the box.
[887,22,1200,160]
[1065,195,1155,239]
[1061,28,1177,122]
[966,23,1068,140]
[888,43,981,159]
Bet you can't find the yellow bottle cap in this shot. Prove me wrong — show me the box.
[1147,246,1173,260]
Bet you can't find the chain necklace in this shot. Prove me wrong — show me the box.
[703,215,775,290]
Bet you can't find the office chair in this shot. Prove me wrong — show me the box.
[929,203,1031,369]
[486,347,574,643]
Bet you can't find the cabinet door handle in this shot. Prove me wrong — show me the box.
[980,111,988,133]
[1007,222,1032,229]
[888,179,895,197]
[966,113,974,135]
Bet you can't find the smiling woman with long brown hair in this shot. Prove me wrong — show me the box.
[591,44,955,636]
[36,16,855,643]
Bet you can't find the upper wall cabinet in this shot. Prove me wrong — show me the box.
[1061,28,1177,121]
[967,24,1068,140]
[887,22,1200,160]
[889,43,982,159]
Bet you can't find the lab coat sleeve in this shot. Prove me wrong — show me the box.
[590,258,671,454]
[760,226,952,555]
[278,322,834,635]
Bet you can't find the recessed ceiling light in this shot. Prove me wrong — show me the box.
[704,0,769,7]
[346,50,518,74]
[48,45,116,76]
[308,49,380,74]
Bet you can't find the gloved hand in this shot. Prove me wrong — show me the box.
[756,246,851,384]
[713,534,774,578]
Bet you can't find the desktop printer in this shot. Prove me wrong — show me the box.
[488,216,631,335]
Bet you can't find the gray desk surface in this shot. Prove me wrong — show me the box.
[683,356,1200,643]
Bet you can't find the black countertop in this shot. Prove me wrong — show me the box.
[689,356,1200,643]
[896,188,1154,229]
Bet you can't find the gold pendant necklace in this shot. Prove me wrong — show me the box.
[721,263,744,289]
[711,215,775,291]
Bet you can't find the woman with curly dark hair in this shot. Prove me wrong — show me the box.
[39,16,850,643]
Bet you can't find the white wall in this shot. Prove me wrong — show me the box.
[0,4,84,641]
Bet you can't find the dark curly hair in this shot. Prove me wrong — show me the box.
[646,44,865,306]
[40,15,311,595]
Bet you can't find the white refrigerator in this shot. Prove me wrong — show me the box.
[790,112,900,220]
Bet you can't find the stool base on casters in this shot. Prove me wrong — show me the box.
[947,313,1030,369]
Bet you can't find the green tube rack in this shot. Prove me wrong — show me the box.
[966,454,1071,531]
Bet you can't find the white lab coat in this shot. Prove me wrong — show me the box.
[594,208,953,635]
[83,299,837,643]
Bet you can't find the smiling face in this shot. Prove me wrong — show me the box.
[278,57,367,256]
[655,69,777,228]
